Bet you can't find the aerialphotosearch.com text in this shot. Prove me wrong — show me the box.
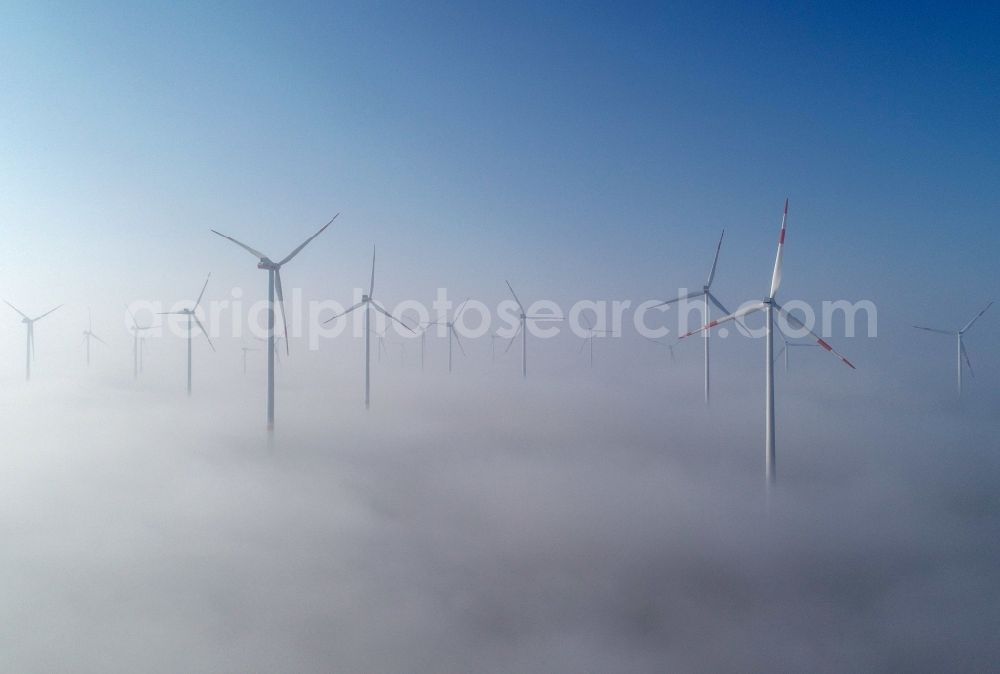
[127,287,878,348]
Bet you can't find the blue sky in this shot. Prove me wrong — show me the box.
[0,1,997,384]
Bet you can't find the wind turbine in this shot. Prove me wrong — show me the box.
[774,332,820,372]
[127,307,156,379]
[5,302,62,381]
[680,200,855,486]
[416,325,428,371]
[323,247,413,408]
[653,230,739,404]
[82,309,107,366]
[212,214,338,430]
[253,334,285,365]
[504,281,563,378]
[579,314,613,368]
[158,273,215,395]
[240,344,259,375]
[643,336,678,364]
[913,301,993,396]
[426,298,469,372]
[489,333,502,363]
[371,326,388,363]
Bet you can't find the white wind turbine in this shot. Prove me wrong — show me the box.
[323,247,413,408]
[158,273,215,395]
[913,301,993,396]
[680,200,855,486]
[5,302,62,381]
[212,214,337,430]
[504,281,563,378]
[579,314,613,368]
[653,230,739,404]
[82,309,107,366]
[426,298,469,373]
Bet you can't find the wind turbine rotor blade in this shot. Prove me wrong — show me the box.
[960,300,993,333]
[505,281,525,312]
[774,344,786,364]
[707,229,725,287]
[680,301,766,339]
[768,198,788,299]
[372,302,417,335]
[504,322,523,353]
[960,340,974,378]
[581,313,594,331]
[4,301,29,320]
[372,302,415,333]
[34,304,63,322]
[192,315,216,351]
[526,315,564,320]
[653,289,705,309]
[194,272,212,309]
[453,297,470,323]
[369,246,376,298]
[775,302,855,369]
[578,338,588,354]
[706,291,751,334]
[277,213,339,266]
[322,301,365,325]
[642,335,674,348]
[274,269,289,355]
[452,326,467,356]
[92,333,108,346]
[912,325,954,335]
[210,229,267,260]
[89,308,93,332]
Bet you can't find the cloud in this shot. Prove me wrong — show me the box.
[0,371,996,673]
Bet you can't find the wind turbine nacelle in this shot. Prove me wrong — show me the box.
[257,258,278,270]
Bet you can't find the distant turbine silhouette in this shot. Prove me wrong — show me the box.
[652,229,739,404]
[127,307,156,380]
[489,333,503,363]
[643,335,678,364]
[159,273,215,395]
[323,247,413,408]
[82,309,107,366]
[212,214,338,431]
[913,301,993,396]
[578,314,613,368]
[774,332,820,372]
[504,281,564,378]
[240,345,259,375]
[5,301,62,381]
[426,298,469,372]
